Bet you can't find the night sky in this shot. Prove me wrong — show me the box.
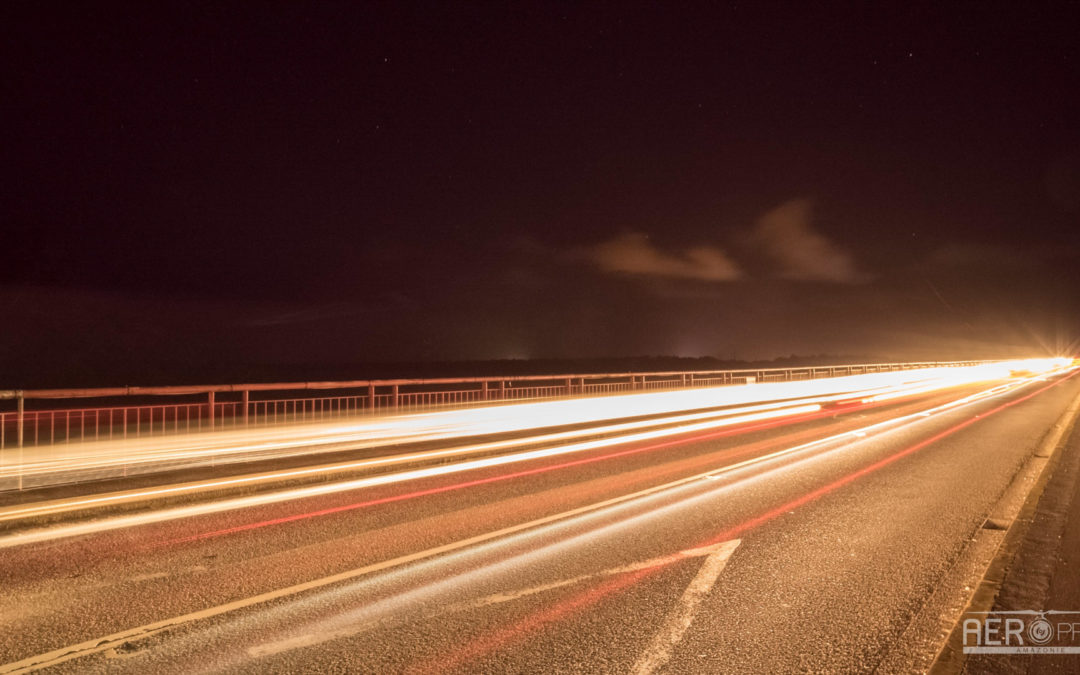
[2,2,1079,386]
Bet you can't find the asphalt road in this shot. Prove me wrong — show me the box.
[2,370,1078,674]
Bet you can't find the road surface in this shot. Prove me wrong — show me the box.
[1,366,1078,673]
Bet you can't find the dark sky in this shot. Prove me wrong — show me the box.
[2,2,1079,385]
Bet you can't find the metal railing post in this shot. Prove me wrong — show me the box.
[16,392,24,490]
[368,383,376,409]
[242,390,249,425]
[207,391,215,430]
[481,381,489,401]
[16,392,24,450]
[392,384,399,409]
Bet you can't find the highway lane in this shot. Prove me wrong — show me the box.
[1,369,1078,673]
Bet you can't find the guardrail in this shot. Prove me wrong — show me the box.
[0,361,986,449]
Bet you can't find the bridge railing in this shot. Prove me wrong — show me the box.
[0,361,986,449]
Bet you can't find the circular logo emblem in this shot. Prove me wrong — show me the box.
[1027,617,1054,645]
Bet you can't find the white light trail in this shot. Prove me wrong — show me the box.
[1,361,1072,547]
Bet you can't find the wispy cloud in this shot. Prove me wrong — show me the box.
[584,199,863,285]
[749,199,865,283]
[589,233,743,282]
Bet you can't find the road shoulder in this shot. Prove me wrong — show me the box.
[932,385,1080,674]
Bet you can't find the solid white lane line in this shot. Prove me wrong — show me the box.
[630,539,742,675]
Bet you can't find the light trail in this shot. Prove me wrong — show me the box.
[2,359,1065,490]
[246,541,741,660]
[0,403,823,548]
[169,405,829,544]
[405,565,662,675]
[8,374,962,525]
[2,362,1070,549]
[0,394,869,522]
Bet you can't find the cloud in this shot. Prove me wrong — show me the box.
[749,199,864,283]
[585,199,863,285]
[590,233,742,282]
